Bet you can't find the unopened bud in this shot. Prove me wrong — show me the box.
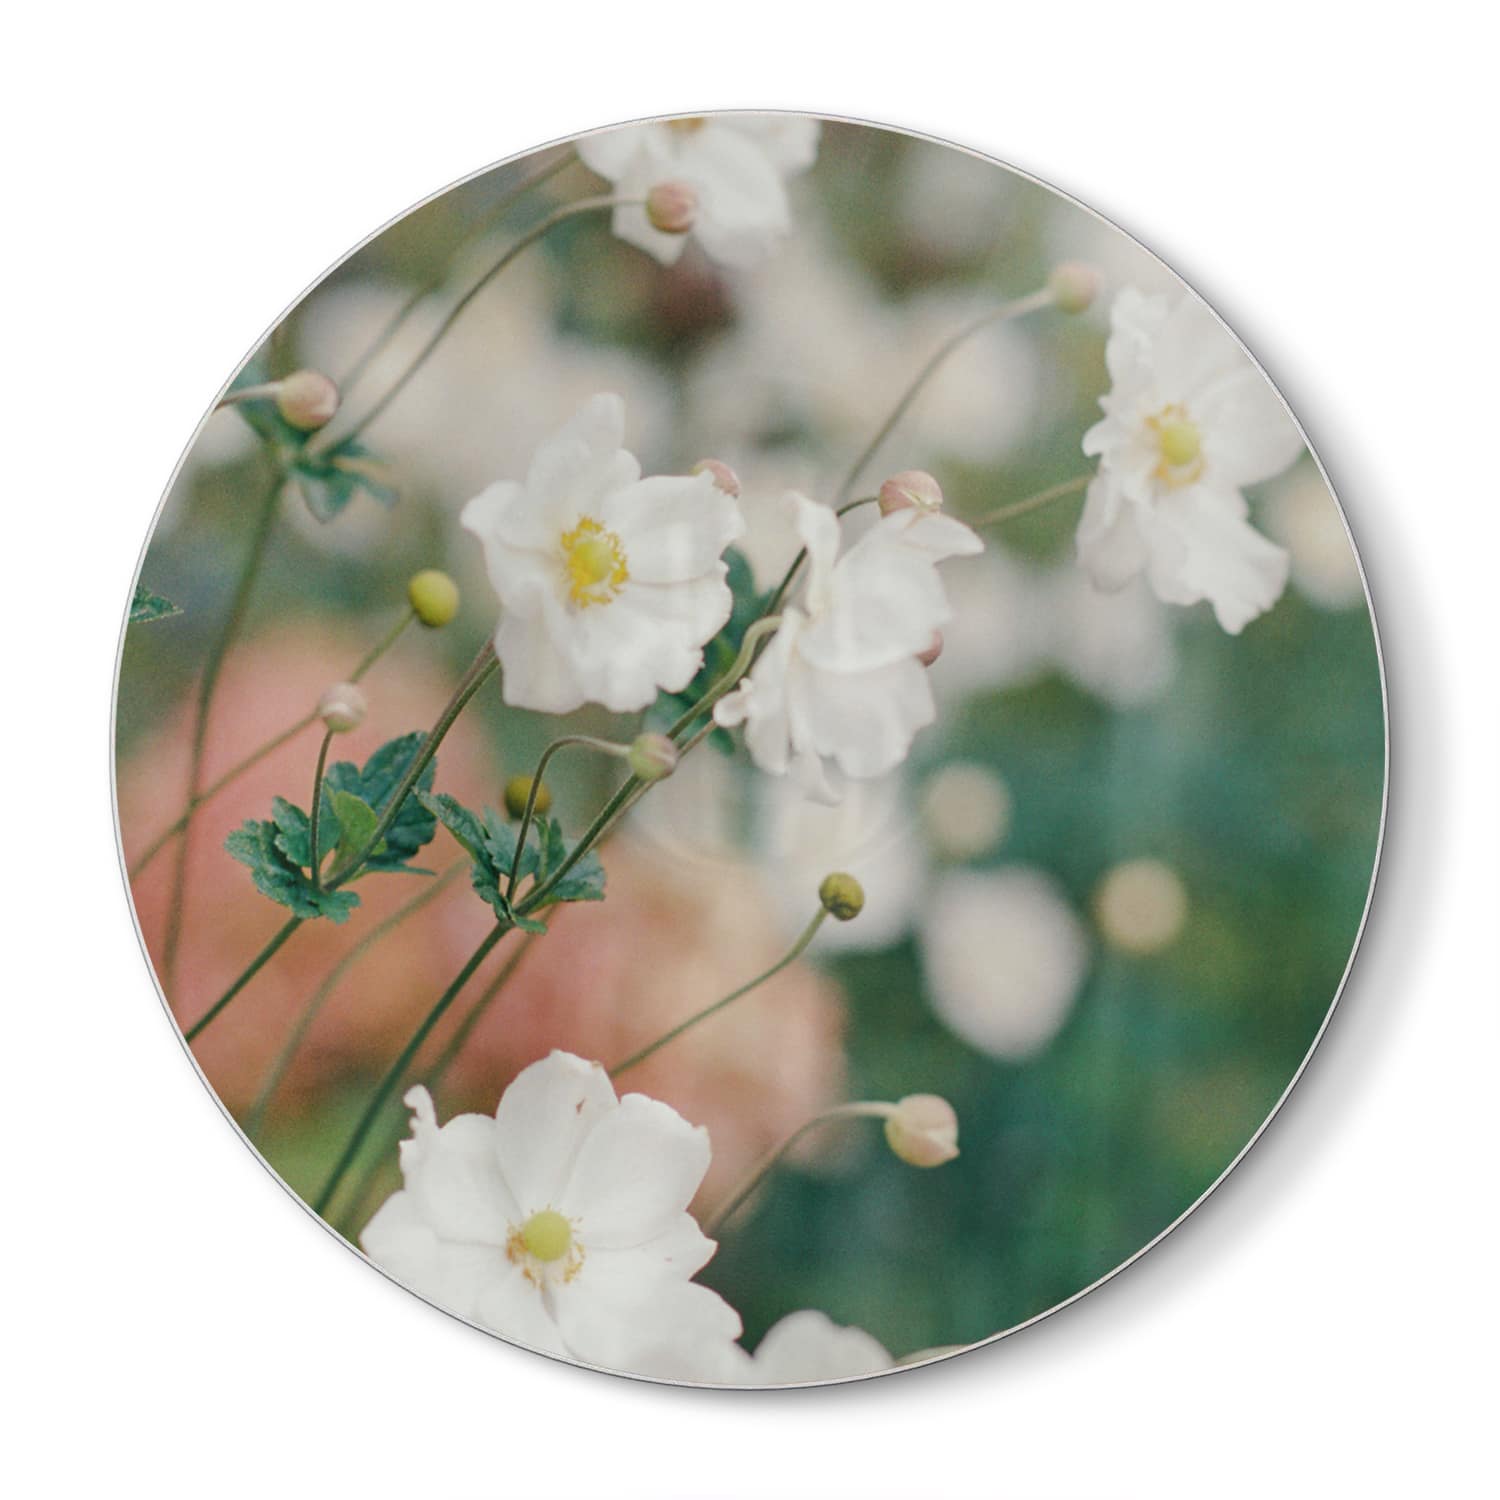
[818,871,865,922]
[627,732,679,782]
[317,681,367,733]
[692,458,741,498]
[407,569,460,628]
[883,1094,959,1167]
[878,470,944,516]
[917,630,944,667]
[1047,261,1100,315]
[645,180,698,235]
[275,369,340,431]
[503,774,551,821]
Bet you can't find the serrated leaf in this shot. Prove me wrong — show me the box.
[292,438,399,523]
[322,731,437,872]
[130,585,181,624]
[225,818,360,923]
[537,817,606,905]
[328,789,380,865]
[270,795,314,867]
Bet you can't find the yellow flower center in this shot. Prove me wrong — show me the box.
[519,1209,573,1262]
[1147,406,1205,488]
[667,116,706,134]
[561,517,629,608]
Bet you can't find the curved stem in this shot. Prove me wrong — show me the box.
[306,731,334,888]
[664,614,784,742]
[244,863,463,1141]
[704,1102,893,1237]
[326,194,634,451]
[183,915,302,1043]
[313,921,510,1216]
[160,468,285,988]
[611,909,827,1078]
[762,495,877,619]
[325,641,497,891]
[970,473,1090,527]
[834,287,1055,506]
[129,607,415,880]
[506,735,629,899]
[336,149,575,400]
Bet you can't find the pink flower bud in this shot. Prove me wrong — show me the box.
[627,732,679,783]
[645,181,698,235]
[316,681,367,733]
[884,1094,960,1167]
[692,458,741,498]
[878,470,944,516]
[275,369,340,431]
[917,630,944,667]
[1047,261,1101,315]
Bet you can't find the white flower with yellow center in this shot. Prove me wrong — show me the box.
[1078,288,1305,634]
[462,394,744,713]
[577,113,819,267]
[360,1051,742,1378]
[715,493,982,803]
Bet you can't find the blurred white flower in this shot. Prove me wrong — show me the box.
[361,1052,741,1378]
[1046,568,1177,709]
[920,761,1013,861]
[577,114,819,268]
[722,1310,893,1384]
[1041,201,1184,326]
[1079,289,1304,633]
[1093,857,1188,955]
[896,142,1018,259]
[715,492,982,802]
[463,394,744,713]
[920,867,1090,1059]
[1260,462,1367,611]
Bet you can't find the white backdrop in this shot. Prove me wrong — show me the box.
[5,3,1496,1495]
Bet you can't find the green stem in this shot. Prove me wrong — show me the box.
[160,467,285,989]
[325,641,498,890]
[663,614,785,743]
[243,863,464,1141]
[703,1102,893,1237]
[970,473,1090,527]
[326,193,633,452]
[129,607,415,880]
[506,735,631,898]
[336,149,576,401]
[313,921,510,1217]
[184,915,302,1043]
[307,731,334,888]
[611,909,827,1077]
[762,496,877,619]
[834,285,1055,505]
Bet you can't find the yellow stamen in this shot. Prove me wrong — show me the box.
[1147,405,1205,488]
[560,517,629,608]
[519,1209,572,1263]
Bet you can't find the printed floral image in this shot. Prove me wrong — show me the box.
[116,114,1385,1386]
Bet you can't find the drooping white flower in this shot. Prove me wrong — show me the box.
[361,1051,742,1378]
[577,114,819,268]
[715,493,982,803]
[462,394,744,713]
[1079,288,1305,633]
[721,1310,894,1385]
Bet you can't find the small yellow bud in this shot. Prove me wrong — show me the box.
[645,180,698,235]
[627,732,679,782]
[504,774,551,821]
[1047,261,1101,315]
[274,369,340,431]
[818,871,865,922]
[692,458,741,498]
[884,1094,960,1167]
[407,569,460,628]
[316,681,367,733]
[878,470,944,516]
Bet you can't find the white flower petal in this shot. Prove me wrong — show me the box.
[727,114,821,174]
[494,607,589,714]
[1197,367,1305,488]
[1076,474,1151,591]
[474,1261,572,1356]
[788,655,936,780]
[558,1093,712,1249]
[687,127,794,267]
[738,1310,893,1385]
[391,1086,517,1244]
[361,1190,514,1322]
[554,1271,742,1378]
[493,1052,617,1213]
[601,471,745,583]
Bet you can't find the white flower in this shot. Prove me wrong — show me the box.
[920,868,1090,1060]
[1079,288,1305,633]
[1260,462,1367,612]
[462,394,744,713]
[715,494,982,803]
[577,114,819,268]
[361,1051,742,1379]
[721,1310,894,1385]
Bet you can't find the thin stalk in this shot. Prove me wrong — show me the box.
[184,915,302,1043]
[970,473,1090,527]
[762,495,878,619]
[326,193,634,451]
[129,606,414,880]
[507,735,629,899]
[664,614,785,741]
[306,731,334,888]
[313,922,510,1216]
[336,149,575,399]
[244,863,464,1141]
[160,467,285,988]
[834,286,1055,505]
[704,1102,893,1237]
[611,909,827,1077]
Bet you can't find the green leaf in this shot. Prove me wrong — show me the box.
[322,731,437,873]
[328,789,380,865]
[225,819,359,923]
[537,817,606,905]
[129,585,182,624]
[292,437,399,523]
